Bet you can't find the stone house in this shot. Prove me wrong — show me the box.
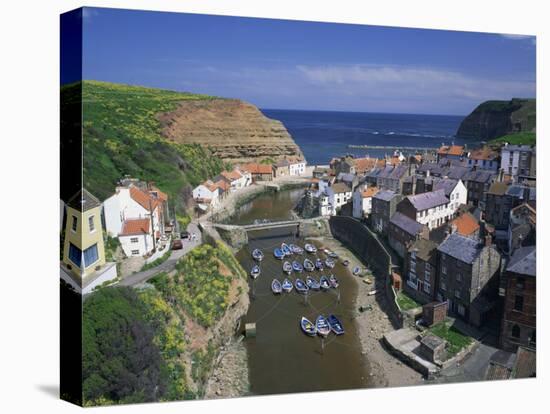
[404,238,439,304]
[501,144,536,179]
[485,182,535,230]
[500,246,536,352]
[507,203,536,255]
[397,189,450,230]
[319,182,352,216]
[241,162,273,181]
[388,212,429,258]
[371,190,403,233]
[436,233,502,327]
[273,159,290,178]
[376,164,413,193]
[352,185,379,219]
[463,169,496,208]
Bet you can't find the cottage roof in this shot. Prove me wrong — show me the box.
[463,170,496,184]
[390,212,425,236]
[437,145,464,156]
[354,157,383,173]
[506,245,536,277]
[275,159,291,168]
[409,238,438,262]
[331,182,351,194]
[469,147,498,161]
[66,188,101,212]
[437,232,483,264]
[506,184,535,201]
[373,189,397,202]
[130,186,161,211]
[445,166,471,180]
[149,186,168,202]
[406,189,449,211]
[242,163,273,175]
[337,172,356,183]
[487,182,509,196]
[120,218,150,236]
[361,186,379,198]
[221,169,243,181]
[451,213,480,236]
[434,178,459,197]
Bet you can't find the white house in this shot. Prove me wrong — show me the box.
[220,168,252,191]
[433,178,468,218]
[397,189,450,230]
[289,159,307,176]
[103,184,165,242]
[192,180,221,209]
[352,185,379,219]
[319,182,352,216]
[118,218,155,257]
[500,144,536,178]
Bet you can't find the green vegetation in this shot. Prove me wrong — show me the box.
[176,213,191,231]
[103,235,120,262]
[151,243,245,327]
[140,248,171,271]
[429,320,473,357]
[260,157,275,164]
[395,290,421,311]
[64,80,228,211]
[490,132,536,146]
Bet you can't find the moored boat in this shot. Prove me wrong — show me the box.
[306,276,320,290]
[303,258,315,272]
[252,248,264,261]
[271,278,282,294]
[327,314,344,335]
[300,316,317,336]
[329,274,339,288]
[325,258,335,269]
[328,251,339,259]
[352,266,361,276]
[273,248,285,260]
[315,258,324,270]
[250,264,261,279]
[282,278,293,293]
[290,244,304,255]
[304,243,317,253]
[295,278,309,294]
[342,259,350,267]
[319,275,330,290]
[316,315,331,337]
[292,260,303,273]
[283,261,293,274]
[281,243,292,256]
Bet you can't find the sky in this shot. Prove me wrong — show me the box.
[75,7,536,115]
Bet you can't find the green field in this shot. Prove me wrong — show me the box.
[490,132,536,146]
[429,321,473,357]
[62,80,230,211]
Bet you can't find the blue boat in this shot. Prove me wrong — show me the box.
[325,258,335,269]
[315,258,324,270]
[271,279,282,294]
[283,261,293,274]
[319,275,330,290]
[316,315,331,337]
[300,316,317,336]
[250,265,261,279]
[282,278,293,293]
[289,244,304,255]
[295,278,309,294]
[353,266,361,275]
[303,258,315,272]
[304,243,317,253]
[273,248,285,260]
[292,260,303,273]
[306,276,320,290]
[281,243,292,256]
[328,314,345,335]
[329,274,339,288]
[252,248,264,261]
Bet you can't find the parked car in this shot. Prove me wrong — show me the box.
[180,231,190,239]
[172,239,183,250]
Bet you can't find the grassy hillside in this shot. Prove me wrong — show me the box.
[489,132,536,146]
[63,80,230,209]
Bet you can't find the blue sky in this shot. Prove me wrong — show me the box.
[79,7,536,115]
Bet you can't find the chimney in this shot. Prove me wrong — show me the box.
[427,169,431,178]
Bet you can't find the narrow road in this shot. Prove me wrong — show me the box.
[118,222,202,287]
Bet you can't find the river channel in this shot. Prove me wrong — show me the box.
[231,188,370,395]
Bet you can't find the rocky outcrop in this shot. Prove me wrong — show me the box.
[158,99,304,164]
[456,98,536,140]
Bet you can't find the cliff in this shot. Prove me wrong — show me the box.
[456,98,536,140]
[157,98,304,164]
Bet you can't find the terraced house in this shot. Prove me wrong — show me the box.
[397,190,450,230]
[404,238,439,304]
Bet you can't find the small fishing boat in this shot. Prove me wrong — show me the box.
[303,258,315,272]
[306,276,320,290]
[352,266,361,276]
[290,244,304,255]
[315,258,324,270]
[323,248,331,254]
[252,248,264,261]
[328,251,339,259]
[273,248,285,260]
[250,265,261,279]
[300,316,317,336]
[319,275,330,290]
[316,315,331,337]
[282,278,293,293]
[271,279,282,294]
[281,243,292,256]
[283,261,293,274]
[329,274,339,288]
[325,258,335,269]
[342,260,350,267]
[292,260,303,273]
[304,243,317,253]
[295,278,309,294]
[327,314,345,335]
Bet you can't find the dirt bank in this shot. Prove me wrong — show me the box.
[312,236,424,388]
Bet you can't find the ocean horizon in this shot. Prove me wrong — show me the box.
[261,108,466,165]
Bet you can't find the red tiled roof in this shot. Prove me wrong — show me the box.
[130,186,160,211]
[214,180,231,192]
[354,157,382,173]
[150,186,168,201]
[241,163,273,175]
[438,145,464,156]
[361,186,379,198]
[120,218,150,236]
[451,213,480,236]
[469,147,498,161]
[221,169,243,181]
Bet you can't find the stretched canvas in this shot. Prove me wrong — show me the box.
[60,6,536,407]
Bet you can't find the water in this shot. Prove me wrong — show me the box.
[261,109,465,165]
[232,189,370,395]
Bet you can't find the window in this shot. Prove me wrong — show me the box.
[88,215,95,232]
[511,324,521,339]
[455,290,461,299]
[71,215,78,232]
[440,281,447,291]
[458,304,466,316]
[130,237,139,243]
[514,295,524,312]
[68,243,82,267]
[516,277,525,290]
[131,250,140,255]
[423,280,431,294]
[456,273,462,283]
[442,265,447,275]
[83,244,99,267]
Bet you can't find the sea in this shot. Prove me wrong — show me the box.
[261,109,466,165]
